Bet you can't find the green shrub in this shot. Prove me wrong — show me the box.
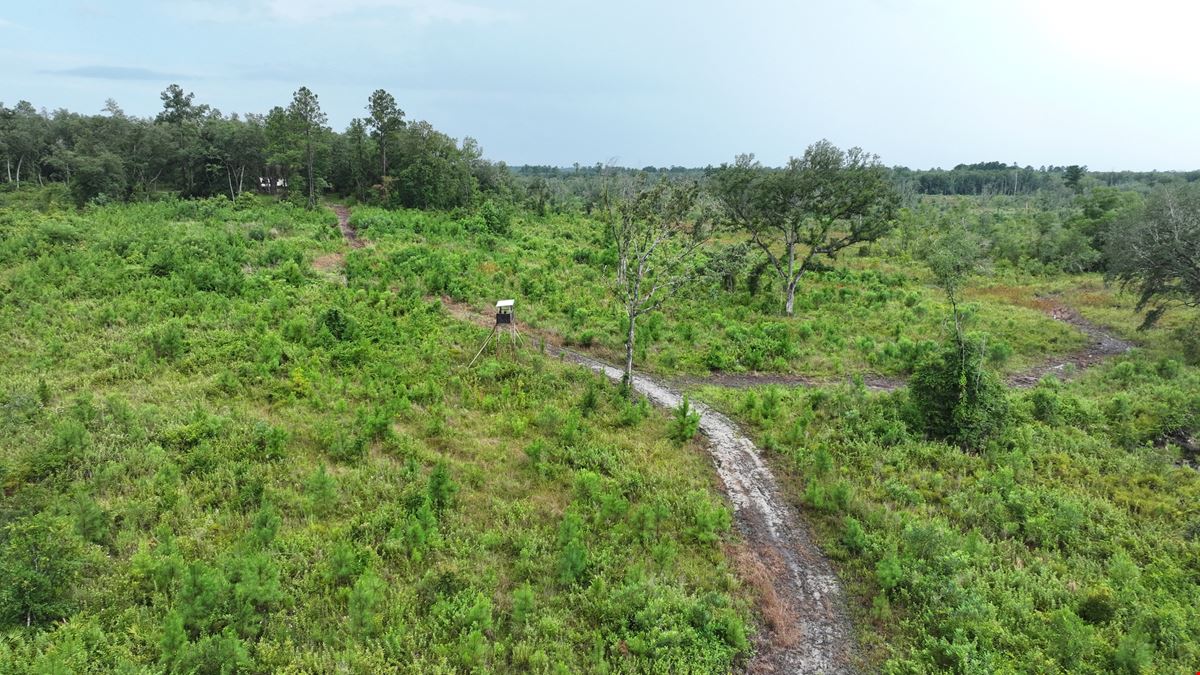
[1112,631,1153,674]
[669,396,701,444]
[427,461,457,514]
[908,336,1010,449]
[1078,586,1116,624]
[511,583,535,625]
[1172,318,1200,365]
[617,395,651,427]
[0,514,85,627]
[1030,384,1062,425]
[248,502,280,549]
[305,465,337,516]
[556,512,588,585]
[144,320,186,360]
[71,491,110,546]
[843,516,868,553]
[348,570,387,638]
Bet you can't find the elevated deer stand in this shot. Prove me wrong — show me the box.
[469,299,521,367]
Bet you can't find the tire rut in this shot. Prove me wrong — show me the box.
[443,300,857,673]
[330,203,365,248]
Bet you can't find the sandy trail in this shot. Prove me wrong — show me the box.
[330,204,364,248]
[324,205,1131,671]
[1005,300,1133,387]
[443,300,857,673]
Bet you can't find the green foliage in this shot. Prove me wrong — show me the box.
[710,142,900,315]
[556,512,589,585]
[427,461,457,514]
[842,516,868,553]
[348,569,387,639]
[701,330,1200,673]
[305,464,337,516]
[70,491,110,545]
[143,319,187,360]
[511,583,536,625]
[0,514,85,627]
[669,395,701,443]
[909,336,1011,448]
[248,502,280,549]
[1107,183,1200,328]
[0,196,752,671]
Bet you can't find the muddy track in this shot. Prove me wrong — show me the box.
[673,303,1132,393]
[1005,300,1133,387]
[330,204,365,248]
[443,301,857,673]
[570,352,858,673]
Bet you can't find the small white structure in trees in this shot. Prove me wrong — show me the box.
[495,299,514,324]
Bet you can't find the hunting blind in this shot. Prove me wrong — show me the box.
[469,299,521,367]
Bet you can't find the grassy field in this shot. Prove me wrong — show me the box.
[349,206,1086,380]
[348,201,1200,672]
[696,284,1200,672]
[3,191,1197,673]
[0,196,752,671]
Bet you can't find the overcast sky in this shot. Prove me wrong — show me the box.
[2,0,1197,170]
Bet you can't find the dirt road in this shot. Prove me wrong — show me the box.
[444,301,857,673]
[330,204,364,248]
[1005,301,1133,387]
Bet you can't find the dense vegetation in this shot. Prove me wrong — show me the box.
[0,87,513,210]
[698,291,1200,672]
[3,88,1199,673]
[0,193,751,671]
[338,169,1200,671]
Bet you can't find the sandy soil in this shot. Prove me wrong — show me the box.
[1005,299,1133,387]
[330,204,365,248]
[442,299,857,672]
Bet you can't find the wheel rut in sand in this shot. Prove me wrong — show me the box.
[442,300,857,673]
[329,204,365,248]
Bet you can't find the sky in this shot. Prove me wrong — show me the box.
[2,0,1198,170]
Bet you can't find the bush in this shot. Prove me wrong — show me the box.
[669,396,701,444]
[1078,586,1116,624]
[144,320,187,361]
[1174,319,1200,365]
[349,570,387,638]
[0,514,85,627]
[556,513,588,585]
[909,336,1010,449]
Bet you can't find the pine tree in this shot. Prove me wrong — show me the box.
[348,569,387,638]
[0,513,85,627]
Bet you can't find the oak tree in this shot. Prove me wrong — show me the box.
[711,141,899,316]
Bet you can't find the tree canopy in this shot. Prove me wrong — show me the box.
[710,141,899,315]
[1107,183,1200,329]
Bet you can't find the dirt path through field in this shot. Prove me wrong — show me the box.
[676,301,1134,391]
[1005,299,1133,387]
[443,300,857,673]
[330,204,364,248]
[322,204,1129,671]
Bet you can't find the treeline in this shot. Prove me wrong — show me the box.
[893,162,1200,196]
[510,163,1200,211]
[0,86,516,208]
[5,89,1199,211]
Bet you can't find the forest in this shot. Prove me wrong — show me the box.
[1,85,1198,674]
